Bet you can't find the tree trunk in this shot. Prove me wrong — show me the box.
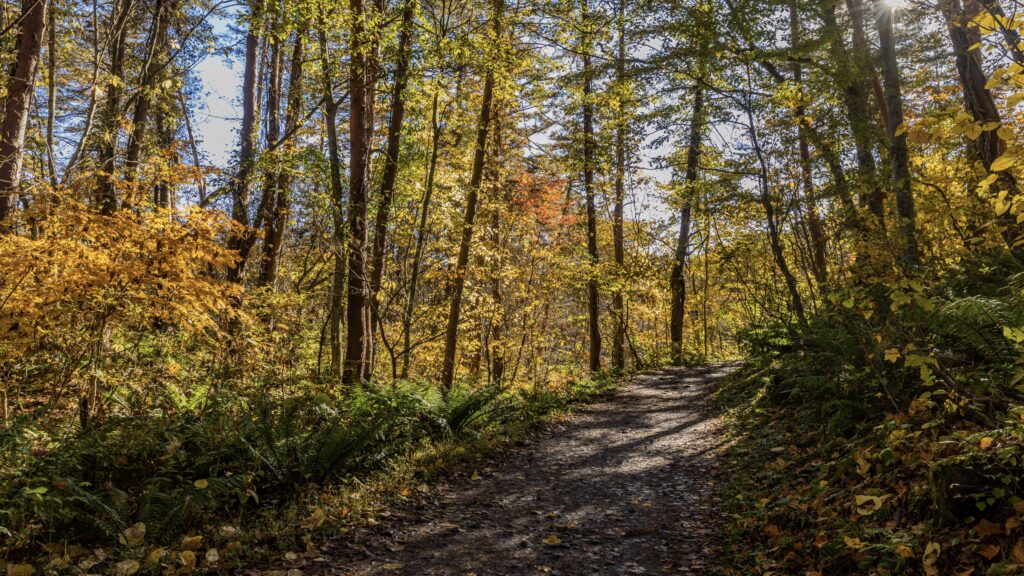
[343,0,371,385]
[581,0,601,373]
[97,0,133,215]
[0,0,48,224]
[822,3,884,224]
[874,0,921,272]
[670,86,703,363]
[227,4,263,283]
[318,26,347,380]
[259,34,304,287]
[401,90,441,379]
[368,0,415,369]
[611,0,627,371]
[791,4,828,287]
[179,89,207,204]
[846,0,890,135]
[124,0,170,185]
[44,0,55,187]
[744,74,807,326]
[440,0,502,391]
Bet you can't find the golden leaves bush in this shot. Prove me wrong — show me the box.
[0,195,240,405]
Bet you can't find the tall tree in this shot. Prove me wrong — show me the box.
[670,85,704,363]
[440,0,502,391]
[0,0,48,223]
[581,0,601,373]
[343,0,371,384]
[226,2,264,283]
[610,0,627,371]
[874,0,921,272]
[368,0,416,369]
[259,33,305,286]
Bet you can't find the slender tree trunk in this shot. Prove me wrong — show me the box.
[368,0,415,368]
[401,90,441,379]
[44,1,55,187]
[343,0,371,384]
[744,72,807,325]
[319,26,347,380]
[124,0,170,185]
[0,0,48,224]
[670,86,703,363]
[179,89,207,204]
[227,5,263,283]
[874,0,921,272]
[152,107,175,208]
[941,0,1021,244]
[64,0,100,184]
[791,4,828,287]
[610,0,627,371]
[97,0,133,215]
[822,3,884,224]
[846,0,890,135]
[254,35,282,285]
[259,34,304,286]
[440,0,502,391]
[581,0,601,373]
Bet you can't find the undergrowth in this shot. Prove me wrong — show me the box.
[0,373,623,574]
[716,250,1024,575]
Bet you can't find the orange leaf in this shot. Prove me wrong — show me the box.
[980,544,1001,560]
[976,518,1003,537]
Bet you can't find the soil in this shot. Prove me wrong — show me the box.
[313,365,731,576]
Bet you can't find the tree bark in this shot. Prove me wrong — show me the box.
[318,26,347,380]
[367,0,415,369]
[259,33,304,286]
[874,0,921,272]
[343,0,371,384]
[670,85,703,363]
[124,0,170,185]
[96,0,133,215]
[821,3,885,224]
[440,0,502,391]
[401,90,441,379]
[44,0,56,187]
[744,71,807,326]
[227,4,263,283]
[611,0,627,371]
[791,4,828,287]
[581,0,601,373]
[0,0,48,224]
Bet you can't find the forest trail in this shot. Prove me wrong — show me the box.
[316,365,731,576]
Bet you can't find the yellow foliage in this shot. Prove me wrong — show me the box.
[0,194,240,393]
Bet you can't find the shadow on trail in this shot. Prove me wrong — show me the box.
[315,365,734,576]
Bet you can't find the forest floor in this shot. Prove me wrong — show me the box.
[306,365,732,576]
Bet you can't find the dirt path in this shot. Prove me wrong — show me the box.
[317,365,730,576]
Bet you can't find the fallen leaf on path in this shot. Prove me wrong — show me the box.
[975,518,1002,537]
[923,541,941,576]
[979,544,1000,559]
[542,534,561,545]
[113,559,140,576]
